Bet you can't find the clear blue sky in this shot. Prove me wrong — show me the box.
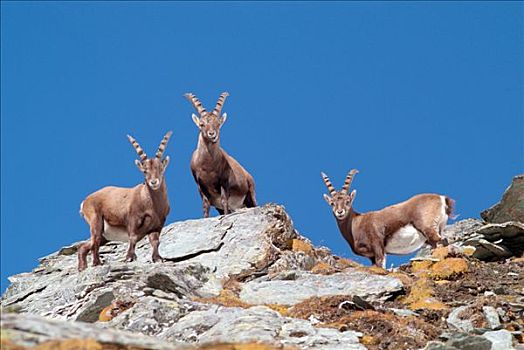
[1,2,523,292]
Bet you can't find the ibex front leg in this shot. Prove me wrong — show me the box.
[148,231,163,263]
[197,185,211,218]
[125,234,138,262]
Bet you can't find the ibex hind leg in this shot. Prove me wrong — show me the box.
[77,235,107,271]
[90,218,106,266]
[245,180,257,208]
[244,188,257,208]
[413,221,441,249]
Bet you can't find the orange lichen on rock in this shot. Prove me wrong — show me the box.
[363,265,389,275]
[429,258,468,280]
[36,339,104,350]
[431,246,451,260]
[195,289,251,309]
[1,339,27,350]
[291,239,314,254]
[334,257,360,269]
[462,246,476,256]
[400,278,447,311]
[411,260,434,273]
[98,300,134,322]
[388,271,413,287]
[265,304,289,316]
[310,261,337,275]
[511,256,524,263]
[360,335,380,346]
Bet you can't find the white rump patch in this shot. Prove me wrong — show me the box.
[385,224,427,255]
[440,195,449,226]
[103,221,129,242]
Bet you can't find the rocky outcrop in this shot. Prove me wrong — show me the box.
[416,176,524,261]
[482,175,524,224]
[2,188,524,350]
[1,205,397,349]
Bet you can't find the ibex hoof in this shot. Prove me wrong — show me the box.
[152,256,164,263]
[125,255,137,263]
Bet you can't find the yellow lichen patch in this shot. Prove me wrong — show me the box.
[360,335,380,346]
[98,305,114,322]
[366,266,389,275]
[429,258,468,280]
[194,289,251,309]
[411,260,434,273]
[356,265,388,275]
[409,298,448,311]
[511,256,524,263]
[310,261,337,275]
[388,271,414,287]
[1,339,27,350]
[434,280,450,285]
[98,300,134,322]
[400,278,447,311]
[265,304,289,316]
[334,257,360,269]
[291,239,314,254]
[462,246,476,256]
[36,339,104,350]
[431,246,450,260]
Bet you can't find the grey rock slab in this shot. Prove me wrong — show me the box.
[239,269,403,305]
[423,341,461,350]
[447,306,475,333]
[446,332,492,350]
[482,306,502,330]
[157,205,296,280]
[482,174,524,224]
[483,330,515,350]
[104,296,195,337]
[162,304,365,349]
[0,313,187,350]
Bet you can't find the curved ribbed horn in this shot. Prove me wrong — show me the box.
[127,134,147,162]
[341,169,359,194]
[321,172,337,195]
[212,92,229,116]
[155,131,173,158]
[184,93,206,116]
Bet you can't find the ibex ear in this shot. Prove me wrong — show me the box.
[220,113,227,126]
[162,156,170,168]
[191,113,201,127]
[349,190,357,204]
[135,159,145,172]
[323,194,332,205]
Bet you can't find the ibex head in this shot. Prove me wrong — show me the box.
[321,169,358,220]
[185,92,229,143]
[127,131,172,191]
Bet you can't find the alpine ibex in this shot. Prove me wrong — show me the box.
[185,92,257,217]
[77,132,173,271]
[321,170,454,267]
